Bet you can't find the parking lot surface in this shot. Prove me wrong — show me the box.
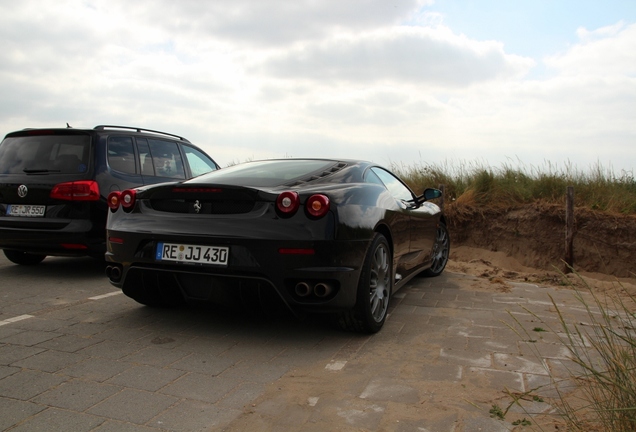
[0,254,593,431]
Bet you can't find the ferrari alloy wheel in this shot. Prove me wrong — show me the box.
[338,233,392,333]
[3,250,46,265]
[424,221,450,277]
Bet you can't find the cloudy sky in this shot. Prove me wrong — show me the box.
[1,0,635,173]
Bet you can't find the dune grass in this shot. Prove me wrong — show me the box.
[392,160,636,215]
[504,271,636,431]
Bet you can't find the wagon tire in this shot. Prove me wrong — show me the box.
[3,250,46,265]
[338,233,392,333]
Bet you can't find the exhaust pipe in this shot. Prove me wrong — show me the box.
[294,282,312,297]
[106,265,122,282]
[314,282,333,298]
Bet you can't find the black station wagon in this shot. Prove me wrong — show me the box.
[0,125,219,265]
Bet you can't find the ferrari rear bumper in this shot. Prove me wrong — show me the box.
[105,235,371,311]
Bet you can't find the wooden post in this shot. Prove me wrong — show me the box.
[564,186,574,273]
[438,184,445,212]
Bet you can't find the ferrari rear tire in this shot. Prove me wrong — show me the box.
[424,221,450,277]
[3,249,46,265]
[338,233,392,333]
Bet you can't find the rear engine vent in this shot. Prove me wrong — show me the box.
[286,162,348,187]
[150,199,255,214]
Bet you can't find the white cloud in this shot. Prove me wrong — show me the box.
[0,1,634,172]
[258,27,534,86]
[546,22,636,76]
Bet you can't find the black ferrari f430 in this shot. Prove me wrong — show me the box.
[105,159,450,332]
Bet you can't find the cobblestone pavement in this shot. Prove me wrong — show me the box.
[0,254,595,431]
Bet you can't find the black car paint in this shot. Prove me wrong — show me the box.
[105,159,445,317]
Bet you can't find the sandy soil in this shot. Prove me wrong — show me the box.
[449,245,636,298]
[446,202,636,296]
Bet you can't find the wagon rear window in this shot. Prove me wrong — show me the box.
[0,135,90,174]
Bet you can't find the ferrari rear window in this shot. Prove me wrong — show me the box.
[0,135,91,174]
[191,160,336,187]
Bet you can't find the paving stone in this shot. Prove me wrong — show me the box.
[220,360,290,383]
[92,420,163,432]
[93,326,153,343]
[0,326,24,340]
[437,299,480,309]
[217,381,267,409]
[12,349,85,373]
[466,337,517,354]
[0,344,45,365]
[448,324,493,338]
[518,340,572,360]
[440,348,492,368]
[394,413,459,432]
[0,364,19,380]
[64,322,111,336]
[159,372,239,403]
[359,378,420,403]
[170,351,238,375]
[410,363,463,382]
[150,399,242,430]
[522,371,558,396]
[493,353,548,375]
[467,367,525,393]
[424,290,461,300]
[0,369,68,400]
[461,416,512,432]
[88,388,178,424]
[61,357,134,382]
[77,339,144,359]
[33,379,121,411]
[0,329,62,346]
[7,407,106,432]
[401,297,439,308]
[106,364,186,392]
[428,315,472,327]
[170,334,239,355]
[330,399,385,430]
[0,398,46,431]
[120,345,191,367]
[12,317,69,332]
[36,334,103,352]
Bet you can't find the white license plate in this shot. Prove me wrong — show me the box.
[6,204,46,217]
[156,242,229,266]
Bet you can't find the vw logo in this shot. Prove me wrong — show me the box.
[193,200,202,214]
[17,185,28,198]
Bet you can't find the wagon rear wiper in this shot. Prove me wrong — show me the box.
[23,169,61,174]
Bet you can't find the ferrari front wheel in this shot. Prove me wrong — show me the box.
[424,221,450,277]
[338,233,392,333]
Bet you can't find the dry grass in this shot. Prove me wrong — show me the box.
[392,159,636,215]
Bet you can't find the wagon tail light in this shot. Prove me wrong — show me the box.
[107,189,137,211]
[50,181,100,201]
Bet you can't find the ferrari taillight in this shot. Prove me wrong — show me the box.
[50,181,100,201]
[306,194,330,218]
[107,191,121,211]
[276,191,299,216]
[120,189,136,210]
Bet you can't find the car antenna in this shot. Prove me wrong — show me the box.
[66,123,72,128]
